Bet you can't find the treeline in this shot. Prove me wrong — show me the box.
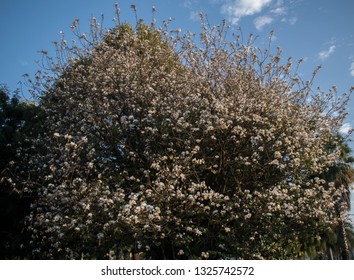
[0,85,43,258]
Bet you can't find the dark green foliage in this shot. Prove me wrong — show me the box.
[0,85,43,259]
[304,135,354,259]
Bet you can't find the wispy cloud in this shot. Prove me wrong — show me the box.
[183,0,198,9]
[183,0,201,22]
[221,0,272,25]
[271,6,287,15]
[339,123,352,135]
[219,0,298,29]
[350,61,354,77]
[288,16,297,25]
[318,45,336,60]
[189,11,200,21]
[254,15,273,30]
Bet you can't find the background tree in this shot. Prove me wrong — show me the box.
[310,136,354,259]
[4,9,353,259]
[327,137,354,259]
[0,85,43,259]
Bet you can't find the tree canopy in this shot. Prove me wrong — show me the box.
[2,12,353,259]
[0,85,43,259]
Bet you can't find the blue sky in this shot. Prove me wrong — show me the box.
[0,0,353,139]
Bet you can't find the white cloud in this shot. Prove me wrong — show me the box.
[271,6,286,15]
[339,123,352,135]
[221,0,273,25]
[289,16,297,25]
[318,45,336,60]
[183,0,201,21]
[183,0,197,9]
[254,15,274,30]
[281,16,297,25]
[350,61,354,77]
[189,11,200,21]
[274,0,284,6]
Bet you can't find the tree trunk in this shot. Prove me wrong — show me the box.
[339,217,349,260]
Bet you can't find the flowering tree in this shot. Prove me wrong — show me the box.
[4,9,352,259]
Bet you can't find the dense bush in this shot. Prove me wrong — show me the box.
[0,85,42,259]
